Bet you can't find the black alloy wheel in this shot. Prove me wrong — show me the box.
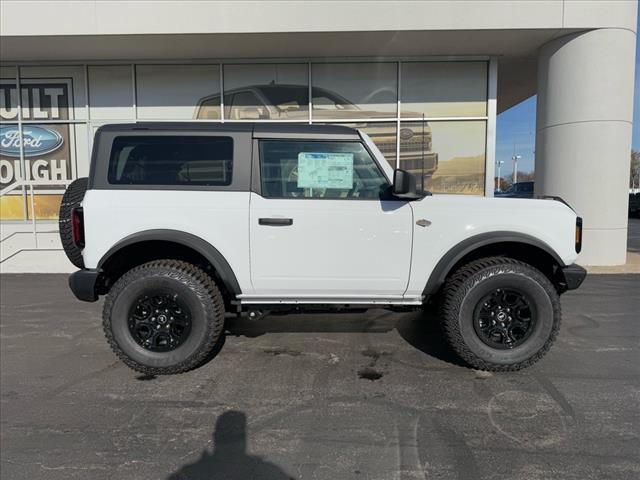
[438,256,561,371]
[473,288,536,350]
[128,292,192,352]
[103,260,226,375]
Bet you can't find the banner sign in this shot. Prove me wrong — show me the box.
[0,79,76,219]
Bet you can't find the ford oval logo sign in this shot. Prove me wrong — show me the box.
[0,125,64,158]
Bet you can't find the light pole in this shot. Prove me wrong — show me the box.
[512,155,521,184]
[496,160,504,191]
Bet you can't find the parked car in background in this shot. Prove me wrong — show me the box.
[629,192,640,217]
[496,181,534,198]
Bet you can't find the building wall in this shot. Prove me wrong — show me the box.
[0,0,636,269]
[2,1,636,37]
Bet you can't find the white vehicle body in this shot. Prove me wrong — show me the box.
[63,122,586,374]
[79,125,579,306]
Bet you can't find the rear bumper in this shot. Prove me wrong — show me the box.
[69,269,99,302]
[559,263,587,291]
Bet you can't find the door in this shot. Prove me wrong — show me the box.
[249,138,413,299]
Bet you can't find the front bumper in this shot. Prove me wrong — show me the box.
[69,269,99,302]
[559,263,587,291]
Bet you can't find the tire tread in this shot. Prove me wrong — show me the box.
[439,256,561,371]
[102,260,225,375]
[58,177,88,268]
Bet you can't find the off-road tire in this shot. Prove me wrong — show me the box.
[103,260,225,375]
[58,177,88,268]
[439,256,561,371]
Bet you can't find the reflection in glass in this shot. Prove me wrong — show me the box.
[223,64,308,120]
[19,65,88,120]
[400,121,486,195]
[136,65,220,120]
[334,123,397,169]
[195,93,227,120]
[0,122,77,220]
[398,122,438,188]
[88,66,134,120]
[401,62,487,118]
[0,65,17,81]
[312,63,397,119]
[1,76,73,122]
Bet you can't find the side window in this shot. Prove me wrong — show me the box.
[228,91,268,120]
[108,136,233,186]
[259,140,389,199]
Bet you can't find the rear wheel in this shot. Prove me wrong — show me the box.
[439,257,561,371]
[103,260,225,375]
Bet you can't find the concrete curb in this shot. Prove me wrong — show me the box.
[586,252,640,275]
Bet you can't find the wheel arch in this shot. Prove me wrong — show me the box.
[423,232,566,296]
[97,229,242,300]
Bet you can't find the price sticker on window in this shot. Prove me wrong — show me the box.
[297,152,354,189]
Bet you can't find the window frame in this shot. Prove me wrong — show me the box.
[90,129,252,191]
[106,135,234,187]
[253,137,394,201]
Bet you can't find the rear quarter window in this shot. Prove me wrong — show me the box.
[108,136,233,186]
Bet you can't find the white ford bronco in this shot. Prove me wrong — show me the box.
[61,123,586,375]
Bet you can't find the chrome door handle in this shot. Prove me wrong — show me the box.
[258,218,293,226]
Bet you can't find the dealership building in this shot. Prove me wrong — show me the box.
[0,0,636,271]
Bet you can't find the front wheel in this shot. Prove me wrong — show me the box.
[103,260,225,375]
[439,257,561,371]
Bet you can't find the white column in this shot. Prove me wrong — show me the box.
[535,28,636,265]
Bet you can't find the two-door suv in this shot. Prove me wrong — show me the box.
[60,123,586,375]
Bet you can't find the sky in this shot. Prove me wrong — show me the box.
[496,10,640,176]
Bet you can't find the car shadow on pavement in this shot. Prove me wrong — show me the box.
[167,410,295,480]
[395,309,468,368]
[224,308,467,368]
[224,310,398,337]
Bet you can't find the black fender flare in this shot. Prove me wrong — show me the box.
[422,231,565,296]
[97,229,242,296]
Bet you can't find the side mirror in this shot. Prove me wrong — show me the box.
[392,169,420,199]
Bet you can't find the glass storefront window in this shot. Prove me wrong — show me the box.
[0,122,24,219]
[333,122,397,169]
[137,64,220,120]
[401,62,487,118]
[0,121,81,219]
[2,67,82,123]
[223,64,308,120]
[1,60,493,223]
[1,66,18,124]
[400,121,486,195]
[88,66,135,120]
[0,65,17,80]
[20,66,88,120]
[312,63,397,119]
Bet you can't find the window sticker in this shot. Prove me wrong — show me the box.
[297,152,354,189]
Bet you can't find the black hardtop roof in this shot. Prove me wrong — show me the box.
[96,122,359,138]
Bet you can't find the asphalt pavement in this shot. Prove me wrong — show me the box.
[1,273,639,480]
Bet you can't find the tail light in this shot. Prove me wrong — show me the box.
[575,217,583,253]
[72,207,85,248]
